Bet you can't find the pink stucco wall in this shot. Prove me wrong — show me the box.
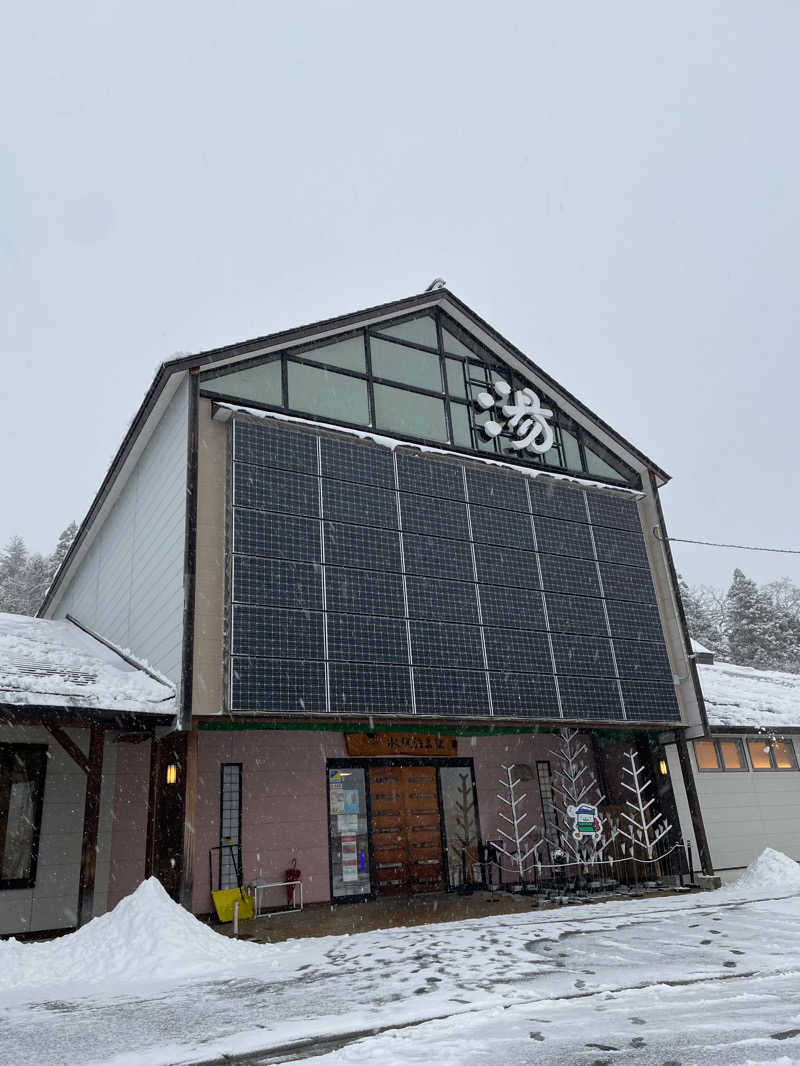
[193,728,600,912]
[108,739,152,909]
[194,729,347,913]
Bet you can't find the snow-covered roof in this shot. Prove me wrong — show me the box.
[0,613,176,718]
[697,654,800,731]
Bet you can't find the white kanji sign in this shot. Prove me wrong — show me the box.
[476,379,555,454]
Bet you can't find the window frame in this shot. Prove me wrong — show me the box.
[199,310,641,490]
[0,743,48,891]
[746,737,798,772]
[693,737,748,773]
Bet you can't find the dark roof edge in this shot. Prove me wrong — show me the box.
[40,286,670,613]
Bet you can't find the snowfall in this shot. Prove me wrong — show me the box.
[2,853,800,1066]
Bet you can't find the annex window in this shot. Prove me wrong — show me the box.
[219,764,242,890]
[746,738,798,771]
[694,738,746,771]
[199,309,642,488]
[0,744,47,890]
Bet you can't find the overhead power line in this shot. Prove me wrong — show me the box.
[657,531,800,556]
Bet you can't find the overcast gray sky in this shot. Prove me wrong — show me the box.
[2,1,797,592]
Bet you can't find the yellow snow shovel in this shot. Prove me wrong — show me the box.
[210,841,255,922]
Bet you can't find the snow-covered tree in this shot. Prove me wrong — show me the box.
[0,537,32,615]
[495,764,543,879]
[616,749,672,860]
[678,575,728,656]
[0,523,78,617]
[726,569,787,670]
[48,522,78,582]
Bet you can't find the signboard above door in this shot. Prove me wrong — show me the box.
[345,733,459,758]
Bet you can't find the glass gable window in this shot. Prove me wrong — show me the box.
[288,363,370,425]
[201,357,283,407]
[199,309,641,488]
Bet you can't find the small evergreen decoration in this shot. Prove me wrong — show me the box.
[495,764,543,879]
[451,770,478,883]
[617,749,672,860]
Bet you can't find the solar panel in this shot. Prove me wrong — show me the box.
[558,675,624,719]
[538,553,601,598]
[527,480,588,524]
[544,592,608,637]
[327,613,408,664]
[585,491,642,532]
[483,627,552,673]
[233,556,322,610]
[320,435,395,488]
[322,478,398,528]
[228,418,681,725]
[396,453,464,500]
[329,663,413,714]
[592,526,650,569]
[231,605,323,660]
[233,510,321,562]
[470,504,535,550]
[323,522,403,571]
[533,515,595,561]
[489,672,560,718]
[231,658,326,712]
[478,584,545,629]
[399,493,470,540]
[409,621,484,670]
[598,562,657,604]
[471,546,538,594]
[620,680,681,721]
[413,668,490,716]
[403,533,474,581]
[234,463,319,518]
[613,638,674,681]
[465,467,528,512]
[550,632,615,677]
[234,419,317,474]
[325,566,405,617]
[605,599,665,642]
[406,576,479,624]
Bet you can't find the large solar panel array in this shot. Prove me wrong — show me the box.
[230,418,682,724]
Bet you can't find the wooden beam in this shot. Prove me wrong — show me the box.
[144,736,159,879]
[675,734,714,876]
[77,724,105,927]
[43,722,90,774]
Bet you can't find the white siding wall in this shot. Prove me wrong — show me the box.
[0,725,117,935]
[52,380,189,690]
[667,737,800,882]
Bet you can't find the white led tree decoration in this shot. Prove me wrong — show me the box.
[616,749,672,860]
[549,728,617,864]
[495,764,544,879]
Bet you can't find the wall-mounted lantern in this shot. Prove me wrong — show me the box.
[165,763,178,785]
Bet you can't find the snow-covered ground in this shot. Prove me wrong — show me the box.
[2,851,800,1066]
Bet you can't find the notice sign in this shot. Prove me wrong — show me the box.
[341,834,358,882]
[329,769,346,815]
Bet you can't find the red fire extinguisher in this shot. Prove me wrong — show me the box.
[285,857,301,906]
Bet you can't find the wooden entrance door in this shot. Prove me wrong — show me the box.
[368,765,444,896]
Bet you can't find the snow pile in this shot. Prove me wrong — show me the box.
[0,878,263,996]
[724,848,800,897]
[697,657,800,730]
[0,613,175,713]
